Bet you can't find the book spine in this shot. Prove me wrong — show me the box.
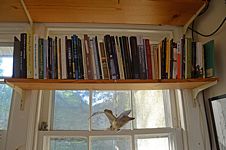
[90,38,97,79]
[145,39,152,79]
[172,42,177,79]
[99,41,110,79]
[130,36,140,79]
[115,36,125,79]
[104,35,117,79]
[81,38,88,79]
[169,39,174,79]
[92,37,100,79]
[191,41,196,78]
[33,35,39,79]
[43,39,48,79]
[158,43,162,79]
[111,36,120,79]
[57,38,61,79]
[84,34,93,79]
[72,35,78,79]
[176,42,181,79]
[120,36,128,79]
[20,33,27,78]
[48,37,52,79]
[181,36,186,79]
[78,38,84,79]
[137,36,146,79]
[38,38,44,79]
[61,36,67,79]
[95,36,102,79]
[151,45,158,80]
[186,38,192,79]
[66,38,73,79]
[26,32,33,78]
[161,38,167,79]
[13,37,21,78]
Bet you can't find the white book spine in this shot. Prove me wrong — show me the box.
[90,38,97,79]
[61,36,67,79]
[81,38,88,80]
[97,38,104,79]
[57,38,61,79]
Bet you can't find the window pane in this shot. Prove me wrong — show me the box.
[91,136,131,150]
[133,90,169,128]
[0,84,13,130]
[136,136,169,150]
[53,90,89,130]
[0,46,13,78]
[50,137,88,150]
[91,90,131,130]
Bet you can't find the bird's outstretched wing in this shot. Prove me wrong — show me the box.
[88,111,104,119]
[104,109,116,123]
[117,110,131,120]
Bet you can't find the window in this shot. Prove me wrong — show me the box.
[39,89,181,150]
[0,45,13,150]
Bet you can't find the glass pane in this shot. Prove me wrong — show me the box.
[133,90,168,128]
[0,84,13,130]
[50,137,88,150]
[91,136,131,150]
[91,90,132,130]
[136,136,169,150]
[53,90,89,130]
[0,46,13,78]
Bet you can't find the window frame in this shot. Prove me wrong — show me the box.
[37,89,183,150]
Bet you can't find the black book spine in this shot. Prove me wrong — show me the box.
[104,35,117,79]
[170,39,174,79]
[54,37,58,79]
[161,38,167,79]
[110,36,120,79]
[130,36,140,79]
[191,41,196,78]
[72,35,78,79]
[78,38,84,79]
[48,37,52,79]
[66,38,73,79]
[181,36,186,79]
[20,33,27,78]
[13,37,21,78]
[123,36,132,79]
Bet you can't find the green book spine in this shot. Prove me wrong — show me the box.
[204,40,215,78]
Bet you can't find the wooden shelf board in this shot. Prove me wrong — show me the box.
[5,77,218,90]
[0,0,27,22]
[0,0,204,26]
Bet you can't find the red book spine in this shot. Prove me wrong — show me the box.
[145,39,152,79]
[177,43,181,79]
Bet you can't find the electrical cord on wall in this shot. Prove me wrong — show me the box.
[189,17,226,37]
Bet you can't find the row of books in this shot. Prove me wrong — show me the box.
[12,33,215,80]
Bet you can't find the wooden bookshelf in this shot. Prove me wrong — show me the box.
[0,0,204,25]
[4,77,218,91]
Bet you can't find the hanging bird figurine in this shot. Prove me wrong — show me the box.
[89,109,135,131]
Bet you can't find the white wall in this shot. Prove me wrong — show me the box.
[194,0,226,149]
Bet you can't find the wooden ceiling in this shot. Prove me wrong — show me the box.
[0,0,205,26]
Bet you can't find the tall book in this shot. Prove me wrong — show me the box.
[99,42,109,79]
[94,36,102,79]
[169,39,174,79]
[26,32,33,78]
[43,39,48,79]
[176,42,181,79]
[78,38,84,79]
[130,36,140,79]
[115,36,125,79]
[186,38,192,79]
[72,35,79,79]
[84,34,93,79]
[104,35,117,79]
[137,36,147,79]
[110,36,120,79]
[203,40,215,78]
[172,42,177,79]
[165,39,170,79]
[20,33,27,78]
[38,38,44,79]
[57,38,62,79]
[66,38,73,79]
[12,37,21,78]
[60,36,67,79]
[161,38,167,79]
[89,38,97,79]
[191,41,196,78]
[33,35,39,79]
[145,39,152,79]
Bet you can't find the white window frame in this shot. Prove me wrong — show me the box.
[36,89,184,150]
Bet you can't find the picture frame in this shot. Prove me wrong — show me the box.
[208,94,226,150]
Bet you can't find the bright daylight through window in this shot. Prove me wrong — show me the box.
[49,90,173,150]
